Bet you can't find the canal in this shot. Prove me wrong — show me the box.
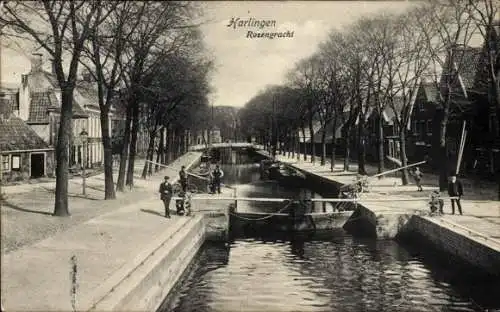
[159,160,500,312]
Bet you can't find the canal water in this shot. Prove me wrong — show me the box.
[159,162,500,312]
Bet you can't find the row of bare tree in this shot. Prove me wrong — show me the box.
[239,0,499,197]
[0,1,213,216]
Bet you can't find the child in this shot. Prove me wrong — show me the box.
[413,167,423,191]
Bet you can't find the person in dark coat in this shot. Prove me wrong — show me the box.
[447,175,464,215]
[159,176,173,218]
[179,166,187,192]
[212,165,222,194]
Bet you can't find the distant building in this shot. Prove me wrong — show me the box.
[210,127,222,144]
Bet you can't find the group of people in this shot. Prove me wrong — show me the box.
[158,164,224,218]
[412,167,464,215]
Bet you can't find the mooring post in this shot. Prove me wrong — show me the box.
[233,188,237,211]
[226,203,236,242]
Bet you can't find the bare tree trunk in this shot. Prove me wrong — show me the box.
[308,110,315,163]
[53,88,73,216]
[126,102,139,187]
[176,129,182,158]
[399,130,410,185]
[330,119,337,172]
[321,128,327,166]
[156,127,164,170]
[142,128,156,179]
[100,106,116,199]
[438,91,451,191]
[357,119,367,175]
[343,127,351,172]
[377,113,385,177]
[116,103,132,192]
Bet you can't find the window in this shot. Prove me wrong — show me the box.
[11,155,21,170]
[2,155,10,172]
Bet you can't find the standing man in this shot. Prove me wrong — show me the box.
[212,165,222,194]
[179,165,187,193]
[159,176,173,218]
[447,175,464,215]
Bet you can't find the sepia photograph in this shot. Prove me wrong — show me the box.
[0,0,499,311]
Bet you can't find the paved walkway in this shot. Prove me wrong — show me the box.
[273,153,500,249]
[1,152,202,311]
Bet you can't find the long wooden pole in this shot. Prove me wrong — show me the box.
[371,160,426,179]
[340,160,427,189]
[456,120,467,175]
[144,159,210,181]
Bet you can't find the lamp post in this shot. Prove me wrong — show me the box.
[80,129,88,196]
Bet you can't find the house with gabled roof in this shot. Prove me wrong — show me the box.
[411,42,498,175]
[364,95,416,164]
[0,102,54,182]
[17,53,118,169]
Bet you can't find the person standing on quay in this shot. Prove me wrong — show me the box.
[159,176,173,218]
[447,175,464,215]
[413,167,424,191]
[179,165,187,193]
[212,165,222,194]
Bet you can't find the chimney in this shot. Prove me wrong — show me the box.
[82,70,93,83]
[31,53,43,72]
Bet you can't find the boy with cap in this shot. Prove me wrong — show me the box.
[447,175,464,215]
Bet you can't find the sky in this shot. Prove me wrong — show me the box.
[1,1,417,106]
[199,1,416,108]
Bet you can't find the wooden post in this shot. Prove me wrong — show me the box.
[233,187,237,211]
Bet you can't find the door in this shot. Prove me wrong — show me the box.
[31,153,45,178]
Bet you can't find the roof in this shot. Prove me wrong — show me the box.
[307,119,344,143]
[28,92,53,123]
[26,71,88,119]
[382,97,406,125]
[453,46,482,90]
[440,46,482,93]
[421,83,439,103]
[0,115,52,152]
[74,81,100,110]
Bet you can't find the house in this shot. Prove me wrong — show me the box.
[411,45,492,173]
[0,101,54,182]
[410,82,442,166]
[16,53,118,169]
[298,110,349,158]
[365,98,408,162]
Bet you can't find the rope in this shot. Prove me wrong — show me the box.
[229,200,295,221]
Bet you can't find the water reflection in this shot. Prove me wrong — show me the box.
[164,235,499,312]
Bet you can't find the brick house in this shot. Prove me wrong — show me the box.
[411,45,491,174]
[409,82,442,168]
[0,101,54,182]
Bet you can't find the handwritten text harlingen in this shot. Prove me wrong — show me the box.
[227,17,294,39]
